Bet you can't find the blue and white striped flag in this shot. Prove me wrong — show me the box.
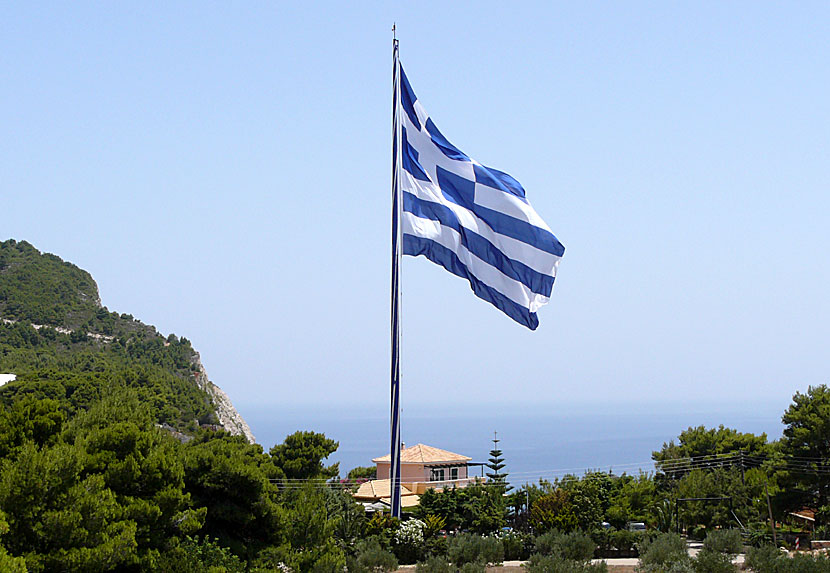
[397,65,565,330]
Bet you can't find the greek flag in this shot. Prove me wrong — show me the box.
[397,65,565,330]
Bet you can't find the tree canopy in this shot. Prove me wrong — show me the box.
[0,239,358,570]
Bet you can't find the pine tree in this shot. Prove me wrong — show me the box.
[485,432,512,492]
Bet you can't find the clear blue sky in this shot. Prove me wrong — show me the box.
[3,2,829,417]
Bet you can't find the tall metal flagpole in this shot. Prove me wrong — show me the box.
[390,26,403,519]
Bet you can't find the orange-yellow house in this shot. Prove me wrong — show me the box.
[353,443,481,509]
[373,443,479,494]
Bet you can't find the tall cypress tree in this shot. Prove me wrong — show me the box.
[486,432,511,491]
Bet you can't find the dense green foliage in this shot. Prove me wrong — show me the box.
[746,548,830,572]
[534,530,595,563]
[637,532,690,571]
[0,386,355,571]
[447,532,503,567]
[653,425,770,471]
[522,529,605,572]
[270,430,339,480]
[702,528,743,555]
[777,385,830,524]
[347,465,377,481]
[416,554,454,573]
[406,384,830,567]
[154,535,246,572]
[634,530,745,573]
[0,240,364,570]
[348,537,398,572]
[0,240,167,341]
[0,240,103,329]
[742,545,830,572]
[0,239,217,432]
[525,555,608,573]
[0,324,216,432]
[416,482,507,534]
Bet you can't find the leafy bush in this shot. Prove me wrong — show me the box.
[652,561,695,573]
[154,535,245,572]
[416,483,506,534]
[347,466,377,481]
[742,545,830,572]
[590,528,611,553]
[787,552,830,571]
[688,525,707,541]
[703,528,743,555]
[422,514,447,538]
[422,535,448,560]
[366,512,400,538]
[591,527,643,555]
[394,518,425,564]
[637,532,688,570]
[609,529,642,552]
[535,530,596,563]
[0,550,26,573]
[307,550,346,573]
[396,519,425,546]
[745,526,774,548]
[447,532,503,566]
[535,531,561,556]
[458,561,487,573]
[745,545,782,572]
[499,530,533,560]
[531,490,579,533]
[692,548,734,573]
[416,554,453,573]
[348,537,398,572]
[525,553,608,572]
[0,511,25,573]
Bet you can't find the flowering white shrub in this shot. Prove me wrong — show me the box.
[395,518,425,547]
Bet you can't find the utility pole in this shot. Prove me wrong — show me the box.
[765,482,778,547]
[739,450,746,485]
[675,498,680,535]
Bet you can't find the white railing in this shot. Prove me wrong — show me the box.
[405,476,484,493]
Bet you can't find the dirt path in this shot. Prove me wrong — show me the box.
[400,562,637,571]
[482,566,635,572]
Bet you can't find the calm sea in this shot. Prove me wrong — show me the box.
[239,401,785,487]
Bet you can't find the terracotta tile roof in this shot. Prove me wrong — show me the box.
[372,443,472,464]
[395,495,421,508]
[353,479,417,500]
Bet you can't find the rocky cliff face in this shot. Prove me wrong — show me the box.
[191,352,256,443]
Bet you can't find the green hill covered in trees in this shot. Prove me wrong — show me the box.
[0,239,105,329]
[0,239,351,571]
[0,239,221,432]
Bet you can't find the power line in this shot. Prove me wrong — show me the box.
[263,450,830,489]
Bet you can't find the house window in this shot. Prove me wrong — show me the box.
[430,468,445,482]
[450,467,459,480]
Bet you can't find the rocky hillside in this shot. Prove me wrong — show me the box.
[0,239,254,442]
